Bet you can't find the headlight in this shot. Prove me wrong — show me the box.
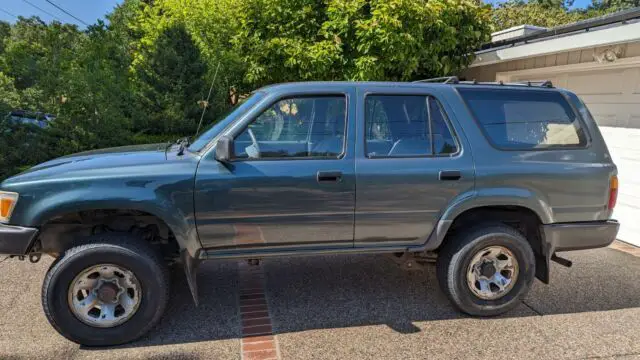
[0,191,19,223]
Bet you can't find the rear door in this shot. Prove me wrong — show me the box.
[354,86,475,246]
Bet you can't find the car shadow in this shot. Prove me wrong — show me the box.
[90,247,640,350]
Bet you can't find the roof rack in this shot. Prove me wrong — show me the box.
[412,76,459,84]
[512,80,554,88]
[412,76,554,88]
[461,80,554,88]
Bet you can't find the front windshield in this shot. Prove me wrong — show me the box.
[189,91,266,152]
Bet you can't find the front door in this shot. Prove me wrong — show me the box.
[354,88,475,247]
[194,90,356,250]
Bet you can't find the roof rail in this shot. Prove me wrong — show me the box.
[412,76,459,84]
[412,76,554,88]
[458,79,555,88]
[511,80,554,88]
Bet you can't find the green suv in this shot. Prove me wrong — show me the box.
[0,79,619,346]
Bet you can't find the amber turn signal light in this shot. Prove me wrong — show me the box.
[0,192,19,223]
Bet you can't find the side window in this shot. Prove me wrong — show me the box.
[364,95,458,157]
[458,88,588,149]
[429,98,458,155]
[235,96,346,159]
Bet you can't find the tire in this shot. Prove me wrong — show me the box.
[41,233,170,346]
[436,224,535,316]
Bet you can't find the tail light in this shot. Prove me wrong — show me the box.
[608,175,618,210]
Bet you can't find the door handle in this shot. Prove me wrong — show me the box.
[317,171,343,183]
[439,170,461,181]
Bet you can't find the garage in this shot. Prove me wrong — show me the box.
[463,11,640,246]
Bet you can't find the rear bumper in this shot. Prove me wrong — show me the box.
[0,224,38,255]
[542,220,619,253]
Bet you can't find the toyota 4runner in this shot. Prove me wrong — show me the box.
[0,79,619,346]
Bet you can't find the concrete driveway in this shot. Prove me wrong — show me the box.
[0,245,638,360]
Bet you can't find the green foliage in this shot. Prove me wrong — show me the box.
[528,0,574,9]
[233,0,492,84]
[590,0,640,11]
[0,123,51,180]
[131,0,258,117]
[133,24,209,135]
[50,21,136,154]
[0,16,135,178]
[134,0,491,90]
[0,21,11,55]
[491,0,613,31]
[3,18,82,108]
[0,72,19,116]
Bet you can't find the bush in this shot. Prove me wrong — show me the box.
[0,121,53,179]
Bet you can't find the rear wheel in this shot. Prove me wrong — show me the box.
[436,224,535,316]
[42,233,170,346]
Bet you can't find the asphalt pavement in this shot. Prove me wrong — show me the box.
[0,246,638,359]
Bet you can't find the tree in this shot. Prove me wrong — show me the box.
[0,72,19,116]
[491,1,608,31]
[0,21,11,55]
[0,72,51,180]
[132,0,249,119]
[49,21,138,155]
[528,0,575,9]
[2,17,83,112]
[134,0,492,88]
[590,0,640,11]
[233,0,492,84]
[133,24,209,135]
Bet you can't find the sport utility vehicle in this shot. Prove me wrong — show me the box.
[0,79,619,346]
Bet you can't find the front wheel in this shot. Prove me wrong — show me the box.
[41,234,170,346]
[436,224,535,316]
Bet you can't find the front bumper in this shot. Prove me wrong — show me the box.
[0,224,38,255]
[542,220,619,253]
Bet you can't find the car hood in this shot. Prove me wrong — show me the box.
[2,143,174,185]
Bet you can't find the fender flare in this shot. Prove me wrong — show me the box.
[421,188,553,251]
[25,187,200,257]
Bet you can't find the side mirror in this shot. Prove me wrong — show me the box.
[215,135,235,162]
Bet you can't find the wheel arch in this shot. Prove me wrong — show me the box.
[441,188,554,225]
[26,188,200,257]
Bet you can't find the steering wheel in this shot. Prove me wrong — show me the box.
[247,128,261,158]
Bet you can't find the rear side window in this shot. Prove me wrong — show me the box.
[365,95,458,157]
[458,88,588,150]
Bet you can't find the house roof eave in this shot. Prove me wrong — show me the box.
[470,20,640,68]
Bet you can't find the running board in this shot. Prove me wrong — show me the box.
[201,244,417,260]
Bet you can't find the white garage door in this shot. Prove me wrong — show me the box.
[504,63,640,246]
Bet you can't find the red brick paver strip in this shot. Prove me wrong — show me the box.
[238,260,280,360]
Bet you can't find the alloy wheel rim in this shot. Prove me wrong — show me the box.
[67,264,142,328]
[466,246,519,300]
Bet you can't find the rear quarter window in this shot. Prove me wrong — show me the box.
[458,88,588,150]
